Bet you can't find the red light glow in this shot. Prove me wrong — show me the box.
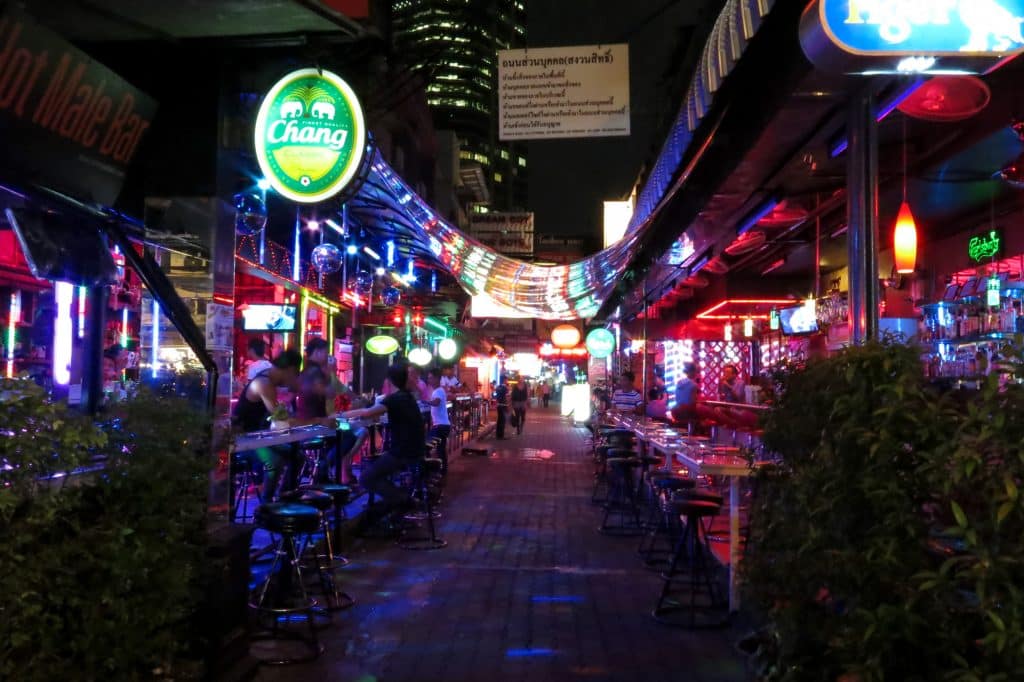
[694,298,795,320]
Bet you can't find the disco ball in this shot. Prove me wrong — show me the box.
[234,193,267,235]
[311,243,343,274]
[381,286,401,307]
[355,270,374,293]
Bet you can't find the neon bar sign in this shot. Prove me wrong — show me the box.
[822,1,1024,55]
[968,230,1001,262]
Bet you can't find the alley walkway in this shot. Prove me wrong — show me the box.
[255,405,750,682]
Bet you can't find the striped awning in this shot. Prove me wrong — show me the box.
[628,0,777,236]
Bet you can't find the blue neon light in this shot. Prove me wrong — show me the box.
[506,648,556,658]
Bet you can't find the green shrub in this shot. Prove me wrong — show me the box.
[0,380,210,680]
[743,340,1024,680]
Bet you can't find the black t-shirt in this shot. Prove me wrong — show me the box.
[383,390,425,458]
[511,386,527,402]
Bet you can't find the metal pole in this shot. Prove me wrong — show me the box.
[641,285,648,426]
[80,285,108,415]
[847,87,880,344]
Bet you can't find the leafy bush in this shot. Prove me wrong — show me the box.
[0,380,210,680]
[744,340,1024,680]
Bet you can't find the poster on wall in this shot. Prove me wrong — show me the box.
[205,303,234,351]
[498,43,629,140]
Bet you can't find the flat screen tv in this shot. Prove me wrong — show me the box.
[941,282,961,301]
[241,304,297,332]
[779,304,819,335]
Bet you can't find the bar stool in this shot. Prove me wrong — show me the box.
[232,452,259,523]
[638,474,696,567]
[249,502,325,665]
[398,457,447,550]
[599,452,644,536]
[652,494,728,629]
[282,488,354,611]
[297,437,330,485]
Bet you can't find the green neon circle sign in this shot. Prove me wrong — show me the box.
[254,68,366,203]
[585,328,615,359]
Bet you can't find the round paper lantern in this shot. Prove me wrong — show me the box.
[355,270,374,293]
[585,328,615,358]
[438,338,458,361]
[551,324,581,349]
[311,243,343,274]
[234,193,267,235]
[366,334,399,355]
[408,347,432,366]
[381,286,401,307]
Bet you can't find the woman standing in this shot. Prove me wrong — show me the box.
[511,381,528,435]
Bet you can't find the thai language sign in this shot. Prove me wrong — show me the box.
[820,0,1024,55]
[498,43,629,141]
[469,212,534,257]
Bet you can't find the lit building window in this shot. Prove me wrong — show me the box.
[494,172,503,183]
[518,156,526,167]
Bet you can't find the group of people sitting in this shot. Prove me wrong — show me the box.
[593,363,758,433]
[234,338,457,527]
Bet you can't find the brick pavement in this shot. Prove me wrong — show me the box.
[254,405,751,682]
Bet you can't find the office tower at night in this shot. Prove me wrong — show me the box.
[391,0,527,213]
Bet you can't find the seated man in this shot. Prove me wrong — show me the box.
[341,362,425,520]
[645,388,669,421]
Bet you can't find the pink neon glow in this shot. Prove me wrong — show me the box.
[53,282,73,385]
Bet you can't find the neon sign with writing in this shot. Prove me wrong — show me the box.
[968,230,1001,262]
[820,0,1024,56]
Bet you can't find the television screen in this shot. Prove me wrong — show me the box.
[241,304,297,331]
[6,208,117,286]
[779,304,819,335]
[960,277,980,299]
[941,283,961,301]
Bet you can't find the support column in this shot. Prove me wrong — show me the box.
[846,88,880,343]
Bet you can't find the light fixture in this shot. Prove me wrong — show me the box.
[325,218,344,235]
[987,276,1001,308]
[375,266,386,276]
[307,219,320,231]
[438,337,458,361]
[551,324,582,348]
[769,308,780,331]
[366,334,399,355]
[386,240,396,266]
[363,246,380,260]
[257,177,271,191]
[893,116,917,274]
[585,328,615,358]
[346,244,358,255]
[408,347,433,366]
[6,291,18,378]
[53,282,73,385]
[724,322,733,341]
[743,318,754,337]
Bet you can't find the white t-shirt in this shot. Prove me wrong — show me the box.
[247,359,273,380]
[430,387,450,426]
[441,375,461,390]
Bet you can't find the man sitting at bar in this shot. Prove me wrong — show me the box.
[611,371,643,415]
[297,338,358,484]
[233,350,305,502]
[341,361,425,523]
[718,364,746,403]
[645,388,669,421]
[670,362,702,428]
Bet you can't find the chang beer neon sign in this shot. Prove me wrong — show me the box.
[801,1,1024,74]
[254,68,366,203]
[968,230,1001,262]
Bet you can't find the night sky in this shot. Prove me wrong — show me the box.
[525,0,721,244]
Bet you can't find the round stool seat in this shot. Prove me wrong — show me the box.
[422,457,444,473]
[305,483,352,505]
[671,498,721,518]
[281,488,334,512]
[676,489,724,506]
[255,502,322,534]
[651,475,696,491]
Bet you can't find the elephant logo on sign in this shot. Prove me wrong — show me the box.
[959,0,1024,51]
[311,101,336,120]
[279,100,303,118]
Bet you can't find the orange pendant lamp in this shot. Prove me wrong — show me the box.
[893,117,917,274]
[893,201,917,273]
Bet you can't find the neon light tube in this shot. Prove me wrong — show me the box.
[325,218,344,235]
[121,308,129,348]
[53,282,73,385]
[7,291,19,378]
[77,286,86,338]
[151,299,160,378]
[386,240,396,267]
[363,246,380,260]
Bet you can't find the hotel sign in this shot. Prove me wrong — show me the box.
[255,68,365,203]
[801,0,1024,73]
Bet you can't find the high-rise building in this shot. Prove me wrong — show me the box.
[390,0,527,215]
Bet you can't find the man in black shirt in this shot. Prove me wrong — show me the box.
[341,361,424,514]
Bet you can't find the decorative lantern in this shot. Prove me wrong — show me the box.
[310,243,343,274]
[381,286,401,307]
[366,335,399,355]
[551,324,581,349]
[893,201,917,274]
[438,338,458,361]
[233,193,268,235]
[408,347,432,366]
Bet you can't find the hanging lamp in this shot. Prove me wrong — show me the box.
[893,117,917,274]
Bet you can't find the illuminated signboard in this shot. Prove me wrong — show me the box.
[255,68,366,203]
[366,334,399,355]
[801,1,1024,74]
[968,230,1001,262]
[585,328,616,359]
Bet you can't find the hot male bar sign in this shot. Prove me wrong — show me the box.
[0,9,156,205]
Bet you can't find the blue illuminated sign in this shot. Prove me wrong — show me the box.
[820,0,1024,56]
